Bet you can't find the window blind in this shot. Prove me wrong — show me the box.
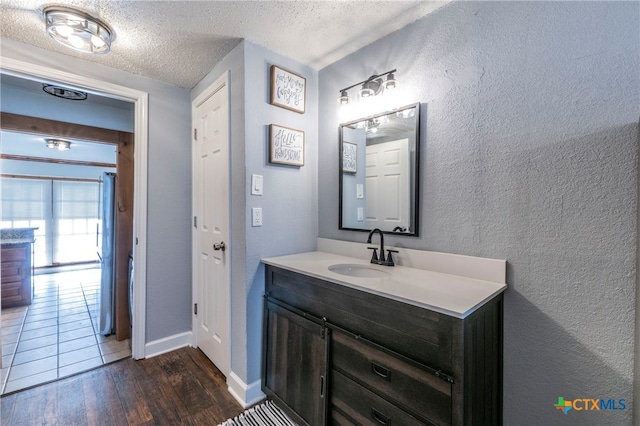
[1,177,101,267]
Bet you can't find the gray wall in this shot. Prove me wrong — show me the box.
[319,2,638,424]
[243,41,318,384]
[192,40,318,386]
[0,77,134,131]
[1,38,193,344]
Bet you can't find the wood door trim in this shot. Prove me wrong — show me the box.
[1,112,134,341]
[1,112,131,143]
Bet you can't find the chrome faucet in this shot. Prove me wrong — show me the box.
[366,228,398,266]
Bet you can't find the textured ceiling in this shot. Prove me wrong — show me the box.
[0,0,450,89]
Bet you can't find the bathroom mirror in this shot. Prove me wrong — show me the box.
[339,102,420,235]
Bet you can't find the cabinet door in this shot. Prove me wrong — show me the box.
[1,244,32,308]
[263,297,329,426]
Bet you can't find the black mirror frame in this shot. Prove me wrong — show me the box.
[338,102,420,237]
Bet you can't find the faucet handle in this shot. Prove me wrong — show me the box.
[386,249,399,266]
[367,247,379,263]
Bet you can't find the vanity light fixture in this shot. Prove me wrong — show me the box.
[42,6,114,54]
[337,69,398,104]
[45,138,71,151]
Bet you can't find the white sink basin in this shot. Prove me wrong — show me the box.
[328,263,389,278]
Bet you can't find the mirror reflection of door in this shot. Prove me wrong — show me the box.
[365,139,410,231]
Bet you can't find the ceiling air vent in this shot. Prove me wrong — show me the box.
[42,84,88,100]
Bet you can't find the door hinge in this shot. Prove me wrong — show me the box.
[194,128,197,140]
[193,216,197,229]
[194,303,197,315]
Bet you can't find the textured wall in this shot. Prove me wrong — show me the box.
[319,2,639,424]
[1,39,193,343]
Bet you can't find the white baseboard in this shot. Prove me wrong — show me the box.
[227,371,266,408]
[144,331,192,359]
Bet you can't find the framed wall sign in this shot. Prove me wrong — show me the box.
[270,65,306,114]
[342,142,357,173]
[269,124,305,167]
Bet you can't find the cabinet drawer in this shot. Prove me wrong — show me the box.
[1,245,27,262]
[331,370,434,426]
[332,329,451,425]
[1,279,24,298]
[1,261,26,280]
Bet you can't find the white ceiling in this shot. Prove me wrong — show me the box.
[0,0,451,89]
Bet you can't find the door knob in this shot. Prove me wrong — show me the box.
[213,242,226,251]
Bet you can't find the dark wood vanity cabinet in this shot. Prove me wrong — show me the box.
[1,243,33,308]
[263,297,330,426]
[263,265,503,426]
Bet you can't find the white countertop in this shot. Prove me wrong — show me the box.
[262,251,507,319]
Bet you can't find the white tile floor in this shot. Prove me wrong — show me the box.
[0,267,131,394]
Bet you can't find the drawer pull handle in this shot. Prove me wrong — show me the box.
[371,362,391,381]
[320,375,325,398]
[372,408,390,425]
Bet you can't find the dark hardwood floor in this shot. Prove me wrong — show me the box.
[0,347,245,425]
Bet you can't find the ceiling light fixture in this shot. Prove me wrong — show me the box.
[42,84,88,100]
[45,138,71,151]
[42,6,114,55]
[337,69,398,104]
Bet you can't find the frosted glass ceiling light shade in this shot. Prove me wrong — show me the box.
[43,6,113,54]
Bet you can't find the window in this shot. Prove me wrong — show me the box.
[53,181,101,264]
[1,177,101,267]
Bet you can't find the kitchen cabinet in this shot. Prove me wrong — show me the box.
[263,264,503,425]
[1,243,33,308]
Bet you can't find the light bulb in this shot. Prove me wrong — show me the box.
[91,35,105,48]
[68,34,85,49]
[55,24,74,37]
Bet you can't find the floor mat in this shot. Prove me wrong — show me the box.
[218,400,298,426]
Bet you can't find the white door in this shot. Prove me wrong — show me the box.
[192,73,230,377]
[365,139,410,231]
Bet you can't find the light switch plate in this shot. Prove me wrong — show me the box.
[252,207,263,226]
[251,174,263,195]
[357,207,364,221]
[356,184,364,199]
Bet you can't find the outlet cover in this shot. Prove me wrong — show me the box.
[252,207,263,226]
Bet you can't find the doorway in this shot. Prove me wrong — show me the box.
[0,58,149,363]
[0,116,134,393]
